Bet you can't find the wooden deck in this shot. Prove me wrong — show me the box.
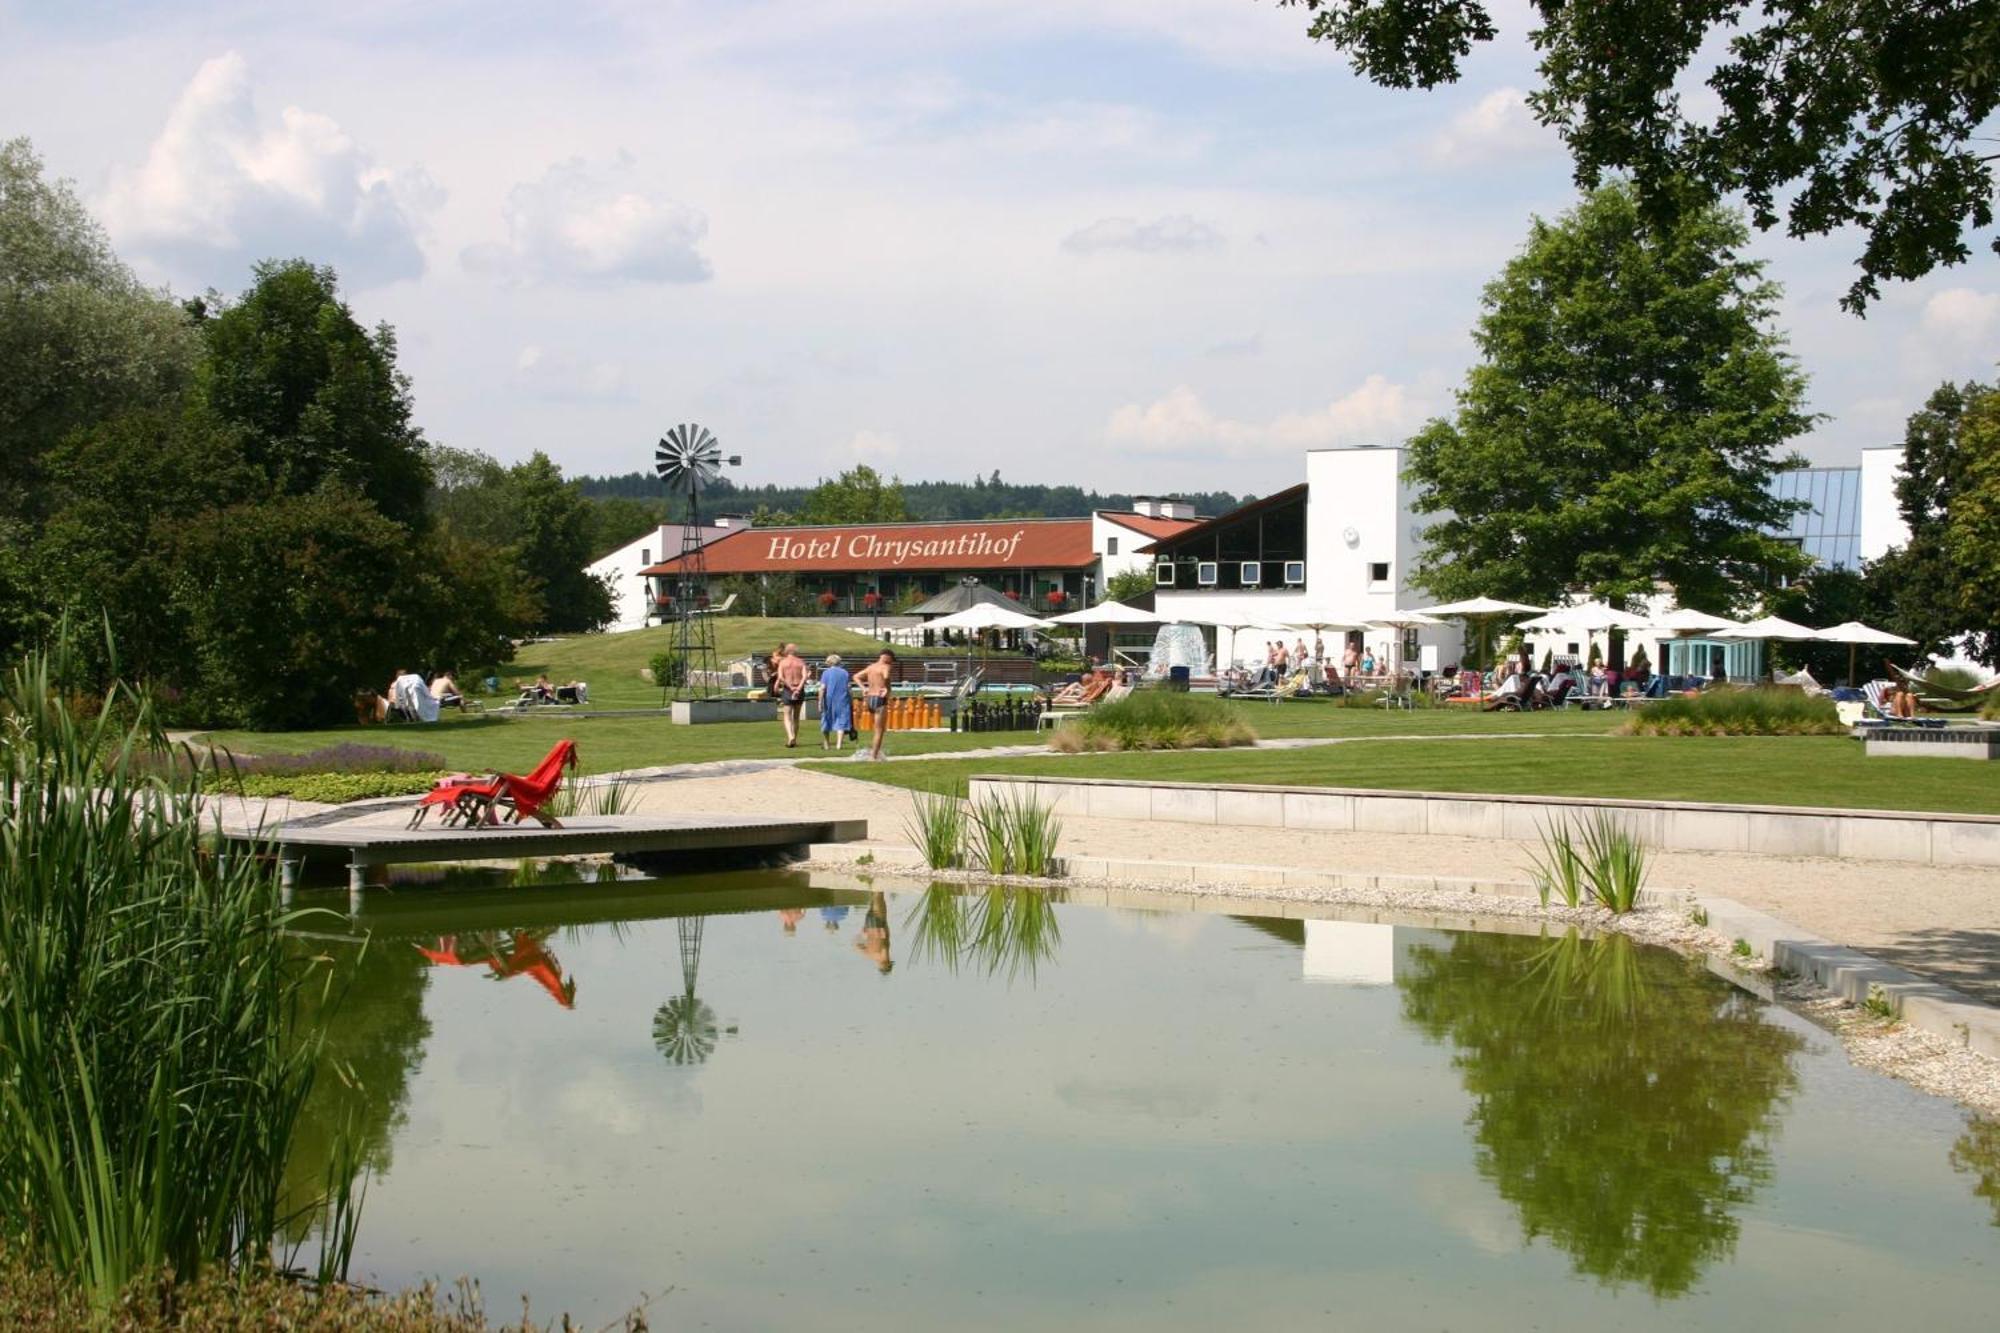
[228,813,868,909]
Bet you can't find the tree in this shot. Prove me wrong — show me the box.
[166,485,426,729]
[1767,567,1896,683]
[196,259,432,529]
[1103,568,1157,603]
[1398,929,1802,1297]
[1405,184,1813,612]
[801,465,908,524]
[506,452,615,634]
[1873,381,2000,666]
[1279,1,2000,311]
[0,138,197,518]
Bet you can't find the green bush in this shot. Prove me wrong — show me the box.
[1620,687,1845,736]
[1925,664,1986,692]
[232,771,441,803]
[1051,691,1258,752]
[647,650,687,691]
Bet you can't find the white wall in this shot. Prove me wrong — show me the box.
[1303,446,1463,666]
[585,527,666,633]
[1859,447,1910,561]
[1093,513,1167,587]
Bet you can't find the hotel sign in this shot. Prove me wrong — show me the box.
[763,528,1028,567]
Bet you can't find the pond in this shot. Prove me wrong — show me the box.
[289,871,2000,1330]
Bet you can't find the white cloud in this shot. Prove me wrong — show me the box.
[463,156,712,285]
[1063,214,1223,255]
[102,52,435,288]
[844,429,900,461]
[1104,376,1427,456]
[1920,287,2000,343]
[514,345,632,402]
[1428,86,1555,164]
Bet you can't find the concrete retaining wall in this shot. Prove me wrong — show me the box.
[964,775,2000,868]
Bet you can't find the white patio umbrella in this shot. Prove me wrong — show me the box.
[1419,597,1546,669]
[1715,615,1820,641]
[1038,601,1163,627]
[925,602,1049,633]
[1516,601,1654,633]
[1367,608,1444,687]
[1813,620,1917,687]
[1644,607,1744,634]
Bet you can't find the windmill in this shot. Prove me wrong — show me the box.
[652,916,719,1065]
[654,424,740,698]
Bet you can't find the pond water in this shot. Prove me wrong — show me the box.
[290,871,2000,1330]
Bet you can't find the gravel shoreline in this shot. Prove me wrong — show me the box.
[799,858,2000,1119]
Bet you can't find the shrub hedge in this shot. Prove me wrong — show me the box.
[1050,691,1258,752]
[1620,687,1845,737]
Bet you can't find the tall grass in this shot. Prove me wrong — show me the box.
[1621,687,1844,736]
[1049,691,1257,752]
[905,787,967,870]
[965,789,1065,876]
[0,642,355,1311]
[969,792,1016,874]
[1527,812,1650,914]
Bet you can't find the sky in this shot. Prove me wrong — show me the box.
[4,0,1996,493]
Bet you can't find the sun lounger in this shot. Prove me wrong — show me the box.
[409,739,578,829]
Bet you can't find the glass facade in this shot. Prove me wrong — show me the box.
[1767,466,1861,570]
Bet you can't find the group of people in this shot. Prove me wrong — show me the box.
[1466,651,1657,711]
[764,642,899,760]
[1241,636,1396,691]
[365,668,463,724]
[776,890,893,974]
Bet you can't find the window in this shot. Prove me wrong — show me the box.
[1367,561,1390,585]
[1239,561,1261,587]
[1197,561,1219,586]
[1107,536,1119,556]
[1155,562,1176,585]
[1283,561,1306,585]
[641,548,650,566]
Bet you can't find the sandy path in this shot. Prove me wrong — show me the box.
[624,766,2000,1003]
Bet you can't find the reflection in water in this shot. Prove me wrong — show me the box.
[281,936,432,1243]
[905,883,1062,982]
[857,890,894,975]
[654,917,721,1065]
[1951,1117,2000,1226]
[1398,929,1804,1298]
[416,931,578,1008]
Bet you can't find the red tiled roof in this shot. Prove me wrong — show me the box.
[641,519,1098,576]
[1100,512,1202,540]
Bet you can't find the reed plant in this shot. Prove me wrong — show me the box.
[1049,691,1257,752]
[969,792,1016,874]
[1576,811,1650,913]
[1528,819,1587,909]
[1000,789,1064,877]
[905,787,967,870]
[1620,687,1844,736]
[0,641,357,1311]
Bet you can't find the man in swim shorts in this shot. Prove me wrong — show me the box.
[853,649,895,761]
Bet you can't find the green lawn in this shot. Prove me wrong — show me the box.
[803,734,2000,816]
[194,712,1019,776]
[501,617,963,709]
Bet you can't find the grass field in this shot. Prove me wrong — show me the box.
[802,734,2000,816]
[501,617,961,709]
[194,691,1627,776]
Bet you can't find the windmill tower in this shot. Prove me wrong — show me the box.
[654,424,739,698]
[652,916,719,1066]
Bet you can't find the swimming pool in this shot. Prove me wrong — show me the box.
[291,873,2000,1330]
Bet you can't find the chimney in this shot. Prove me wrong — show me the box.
[1132,495,1194,520]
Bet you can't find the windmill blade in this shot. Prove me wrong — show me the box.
[655,422,725,491]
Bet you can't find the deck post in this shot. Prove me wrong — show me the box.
[279,851,300,908]
[347,855,368,915]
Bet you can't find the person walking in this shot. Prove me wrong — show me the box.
[818,653,853,751]
[854,649,896,761]
[774,642,809,748]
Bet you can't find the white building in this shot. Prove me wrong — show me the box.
[1858,446,1911,562]
[1147,445,1459,670]
[586,518,746,633]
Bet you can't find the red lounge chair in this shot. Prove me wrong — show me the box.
[408,739,579,829]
